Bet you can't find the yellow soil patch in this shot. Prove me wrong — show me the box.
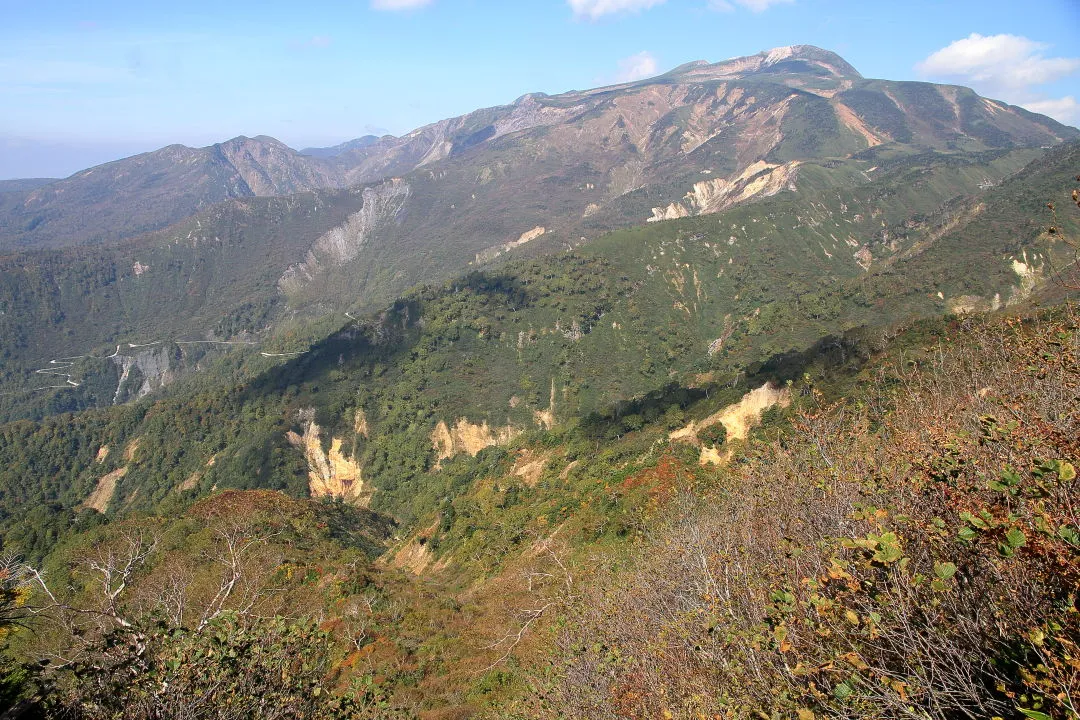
[533,379,557,430]
[475,226,546,263]
[286,420,370,504]
[670,382,791,444]
[354,408,370,438]
[533,408,554,430]
[832,101,883,147]
[947,295,985,314]
[649,160,800,222]
[177,454,217,492]
[512,449,550,487]
[559,460,580,480]
[95,446,110,464]
[123,438,141,462]
[81,466,127,512]
[387,522,448,575]
[699,445,730,467]
[178,471,201,492]
[855,246,873,271]
[431,418,521,462]
[390,540,434,575]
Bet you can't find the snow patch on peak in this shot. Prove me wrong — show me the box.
[764,46,796,64]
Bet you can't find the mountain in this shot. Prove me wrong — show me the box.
[299,135,383,158]
[1,144,1076,715]
[2,135,1076,550]
[0,136,349,251]
[0,178,58,193]
[1,45,1079,719]
[0,45,1076,419]
[1,45,1073,255]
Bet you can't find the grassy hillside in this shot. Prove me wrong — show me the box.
[0,142,1057,423]
[0,140,1076,564]
[2,43,1075,425]
[2,301,1075,718]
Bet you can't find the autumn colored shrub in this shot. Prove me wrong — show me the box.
[40,611,397,720]
[527,305,1079,720]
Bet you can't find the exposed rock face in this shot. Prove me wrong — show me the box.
[475,226,546,264]
[81,466,127,512]
[670,382,791,447]
[512,449,550,487]
[649,161,800,222]
[286,420,371,504]
[111,345,176,404]
[279,179,411,293]
[3,44,1073,257]
[431,418,521,462]
[354,409,370,438]
[387,521,450,575]
[533,379,557,430]
[673,45,862,83]
[1008,250,1043,305]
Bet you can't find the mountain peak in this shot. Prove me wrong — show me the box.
[672,45,862,82]
[217,135,292,151]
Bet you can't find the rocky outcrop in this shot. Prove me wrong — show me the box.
[81,467,127,512]
[431,418,521,462]
[670,382,791,447]
[279,179,410,294]
[649,161,800,222]
[111,346,176,404]
[286,420,371,504]
[475,226,545,264]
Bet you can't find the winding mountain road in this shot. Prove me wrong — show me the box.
[3,311,373,397]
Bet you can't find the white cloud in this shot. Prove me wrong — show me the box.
[370,0,432,10]
[917,34,1080,125]
[918,34,1079,91]
[568,0,666,20]
[708,0,793,12]
[615,51,659,82]
[1023,96,1078,125]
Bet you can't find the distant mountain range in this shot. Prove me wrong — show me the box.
[1,45,1073,253]
[3,44,1080,720]
[0,44,1076,417]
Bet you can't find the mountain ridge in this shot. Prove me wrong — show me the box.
[1,44,1073,254]
[1,44,1077,419]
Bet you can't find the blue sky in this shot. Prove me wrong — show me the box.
[2,0,1078,179]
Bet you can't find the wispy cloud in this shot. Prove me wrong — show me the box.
[917,33,1080,124]
[568,0,666,21]
[708,0,794,12]
[918,34,1079,91]
[371,0,433,10]
[615,51,659,82]
[1023,96,1078,124]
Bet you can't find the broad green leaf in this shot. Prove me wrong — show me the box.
[933,561,957,580]
[1005,527,1027,549]
[1019,709,1052,720]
